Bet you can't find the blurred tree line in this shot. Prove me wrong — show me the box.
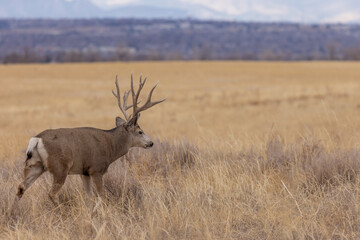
[3,44,360,64]
[1,19,360,63]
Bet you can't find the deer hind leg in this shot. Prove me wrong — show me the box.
[90,174,105,215]
[16,162,45,199]
[11,160,45,214]
[48,173,68,206]
[47,156,72,206]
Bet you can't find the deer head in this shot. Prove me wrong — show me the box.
[112,75,166,149]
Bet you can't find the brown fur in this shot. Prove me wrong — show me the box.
[11,76,164,213]
[39,127,131,176]
[12,123,152,208]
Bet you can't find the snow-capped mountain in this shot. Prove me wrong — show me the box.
[0,0,102,18]
[0,0,359,23]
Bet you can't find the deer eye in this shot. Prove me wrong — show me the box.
[138,131,143,135]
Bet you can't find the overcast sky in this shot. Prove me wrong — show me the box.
[90,0,360,23]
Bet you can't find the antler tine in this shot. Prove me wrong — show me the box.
[112,76,131,121]
[123,90,133,111]
[131,81,167,118]
[135,76,146,106]
[130,74,136,112]
[130,75,146,115]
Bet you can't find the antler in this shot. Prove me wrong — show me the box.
[112,75,133,121]
[129,74,167,121]
[113,74,166,125]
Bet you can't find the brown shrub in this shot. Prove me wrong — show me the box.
[103,160,143,209]
[242,135,360,186]
[127,138,198,177]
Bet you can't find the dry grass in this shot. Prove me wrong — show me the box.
[1,61,360,239]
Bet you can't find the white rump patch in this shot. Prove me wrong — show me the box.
[26,137,39,155]
[26,137,49,168]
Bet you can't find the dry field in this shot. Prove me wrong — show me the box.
[1,61,360,239]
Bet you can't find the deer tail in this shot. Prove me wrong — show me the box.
[26,137,39,160]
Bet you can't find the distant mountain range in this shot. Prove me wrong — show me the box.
[1,0,360,23]
[0,0,191,19]
[0,0,184,19]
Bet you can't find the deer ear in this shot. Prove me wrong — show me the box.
[116,117,126,127]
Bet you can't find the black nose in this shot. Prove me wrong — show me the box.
[149,142,154,147]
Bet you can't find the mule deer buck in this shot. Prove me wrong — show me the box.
[12,75,166,212]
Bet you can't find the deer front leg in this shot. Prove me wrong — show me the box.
[81,175,93,197]
[90,173,105,215]
[81,175,93,210]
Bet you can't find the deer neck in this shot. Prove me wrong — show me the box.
[109,126,132,162]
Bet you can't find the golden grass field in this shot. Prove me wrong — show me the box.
[1,61,360,239]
